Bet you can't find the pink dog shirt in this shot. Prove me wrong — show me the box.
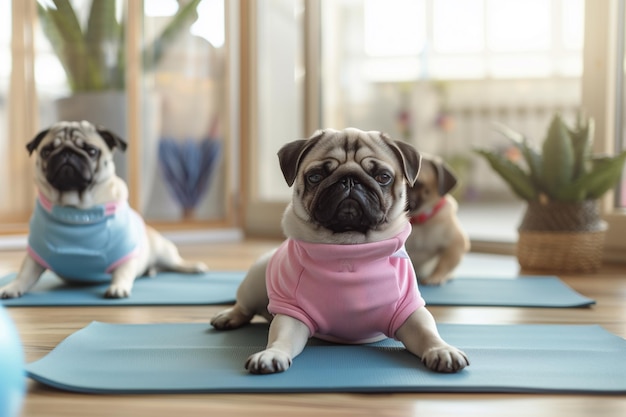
[266,223,425,343]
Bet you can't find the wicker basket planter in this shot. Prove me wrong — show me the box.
[516,200,607,272]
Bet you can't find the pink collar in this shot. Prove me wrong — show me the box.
[37,190,120,216]
[292,223,412,263]
[409,197,447,225]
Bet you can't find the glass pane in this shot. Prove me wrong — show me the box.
[256,0,305,201]
[429,56,485,79]
[142,0,228,221]
[364,0,425,57]
[486,0,551,52]
[433,0,484,54]
[489,54,552,78]
[562,0,584,50]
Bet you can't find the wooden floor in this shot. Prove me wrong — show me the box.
[3,239,626,417]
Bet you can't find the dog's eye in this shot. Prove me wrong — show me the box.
[84,145,100,158]
[307,173,324,184]
[374,172,393,186]
[39,146,53,159]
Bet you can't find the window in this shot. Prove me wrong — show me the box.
[1,0,238,241]
[246,0,587,248]
[363,0,425,57]
[356,0,583,81]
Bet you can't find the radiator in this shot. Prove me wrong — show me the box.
[441,103,580,198]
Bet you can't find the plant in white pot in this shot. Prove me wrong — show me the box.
[475,113,626,272]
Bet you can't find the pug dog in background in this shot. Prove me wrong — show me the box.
[0,120,208,299]
[211,128,469,374]
[405,155,470,286]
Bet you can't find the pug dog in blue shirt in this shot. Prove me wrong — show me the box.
[0,120,207,299]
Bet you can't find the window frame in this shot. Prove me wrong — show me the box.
[581,0,626,261]
[241,0,320,238]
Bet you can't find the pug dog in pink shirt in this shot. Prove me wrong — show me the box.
[211,128,469,374]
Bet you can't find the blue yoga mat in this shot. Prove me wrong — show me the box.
[0,271,244,306]
[26,322,626,394]
[0,271,593,308]
[419,276,594,307]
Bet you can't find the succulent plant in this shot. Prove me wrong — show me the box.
[37,0,201,92]
[474,114,626,203]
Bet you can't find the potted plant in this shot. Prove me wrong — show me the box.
[38,0,201,92]
[474,113,626,272]
[37,0,202,196]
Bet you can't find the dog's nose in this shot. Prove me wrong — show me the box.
[340,176,359,190]
[59,148,72,161]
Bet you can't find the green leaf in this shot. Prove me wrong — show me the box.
[39,0,106,91]
[540,114,575,198]
[474,149,537,201]
[492,122,524,143]
[39,1,87,90]
[143,0,203,72]
[113,19,126,90]
[38,0,200,92]
[569,116,594,180]
[556,151,626,201]
[493,122,542,188]
[37,3,78,90]
[85,0,121,89]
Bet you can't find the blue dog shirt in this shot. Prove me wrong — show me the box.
[27,194,145,283]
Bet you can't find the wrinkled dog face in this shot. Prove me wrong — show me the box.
[406,157,457,213]
[26,121,127,195]
[278,128,421,235]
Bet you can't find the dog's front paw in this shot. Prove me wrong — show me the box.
[421,345,469,373]
[190,262,209,273]
[173,260,209,274]
[0,284,24,299]
[245,349,292,374]
[104,284,132,298]
[210,307,253,330]
[419,273,452,286]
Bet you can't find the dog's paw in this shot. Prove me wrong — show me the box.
[419,274,452,286]
[245,349,292,374]
[104,284,132,298]
[190,262,209,273]
[0,284,24,299]
[421,345,469,373]
[210,307,252,330]
[172,261,209,274]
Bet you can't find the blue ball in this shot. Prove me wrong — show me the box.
[0,304,25,417]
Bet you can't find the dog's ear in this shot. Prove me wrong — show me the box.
[432,159,458,196]
[381,134,421,187]
[96,126,128,153]
[26,128,50,156]
[277,130,325,187]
